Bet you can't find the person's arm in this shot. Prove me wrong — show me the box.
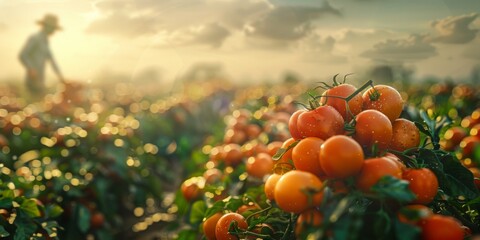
[19,35,38,79]
[47,48,66,83]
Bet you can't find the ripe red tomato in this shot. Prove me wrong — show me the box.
[402,168,438,204]
[389,118,420,151]
[215,213,248,240]
[319,135,364,179]
[419,214,464,240]
[203,212,223,240]
[292,137,325,176]
[355,157,402,193]
[274,170,324,213]
[296,106,344,140]
[320,84,363,121]
[354,109,393,152]
[288,109,305,140]
[362,84,403,122]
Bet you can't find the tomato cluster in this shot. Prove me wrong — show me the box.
[179,79,479,240]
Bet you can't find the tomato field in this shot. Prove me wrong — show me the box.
[0,76,479,240]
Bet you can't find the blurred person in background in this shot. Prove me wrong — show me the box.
[19,13,66,97]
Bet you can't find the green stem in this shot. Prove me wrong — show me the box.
[345,79,373,102]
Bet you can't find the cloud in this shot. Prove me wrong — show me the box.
[85,0,270,46]
[361,34,437,62]
[86,11,160,37]
[246,1,341,42]
[427,13,479,44]
[297,34,347,64]
[156,22,230,48]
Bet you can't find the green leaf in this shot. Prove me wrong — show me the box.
[41,221,62,238]
[0,225,9,237]
[190,200,206,224]
[45,204,64,218]
[176,229,197,240]
[393,218,420,240]
[1,189,15,199]
[371,176,416,202]
[0,198,13,209]
[95,228,114,240]
[20,199,41,218]
[76,204,91,233]
[13,211,37,240]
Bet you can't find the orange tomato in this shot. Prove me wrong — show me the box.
[246,153,274,179]
[203,212,223,240]
[362,84,403,122]
[320,83,363,121]
[402,168,438,205]
[354,109,393,152]
[319,135,364,179]
[274,170,324,213]
[296,106,344,140]
[419,214,464,240]
[389,118,420,151]
[355,157,402,193]
[215,213,248,240]
[292,137,325,176]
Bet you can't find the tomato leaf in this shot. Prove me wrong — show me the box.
[19,199,41,218]
[189,200,206,224]
[13,211,37,240]
[176,229,197,240]
[45,204,64,218]
[371,176,416,202]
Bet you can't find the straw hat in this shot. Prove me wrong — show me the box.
[37,14,62,30]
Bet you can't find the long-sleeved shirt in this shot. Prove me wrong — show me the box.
[19,30,62,83]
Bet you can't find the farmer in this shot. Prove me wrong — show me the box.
[19,13,65,96]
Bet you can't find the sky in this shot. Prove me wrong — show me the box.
[0,0,479,85]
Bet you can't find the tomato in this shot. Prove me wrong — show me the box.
[419,214,464,240]
[215,213,248,240]
[459,136,480,158]
[288,109,305,140]
[296,106,344,140]
[362,84,403,122]
[223,144,244,166]
[389,118,420,151]
[402,168,438,204]
[397,204,433,225]
[319,135,364,179]
[245,124,262,140]
[181,177,204,202]
[264,173,281,201]
[224,129,247,144]
[354,109,393,152]
[383,152,407,172]
[204,212,223,240]
[246,153,274,179]
[274,170,324,213]
[320,83,363,121]
[355,157,402,193]
[90,212,105,229]
[204,168,223,184]
[292,137,325,176]
[237,203,260,218]
[444,127,468,145]
[295,208,323,237]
